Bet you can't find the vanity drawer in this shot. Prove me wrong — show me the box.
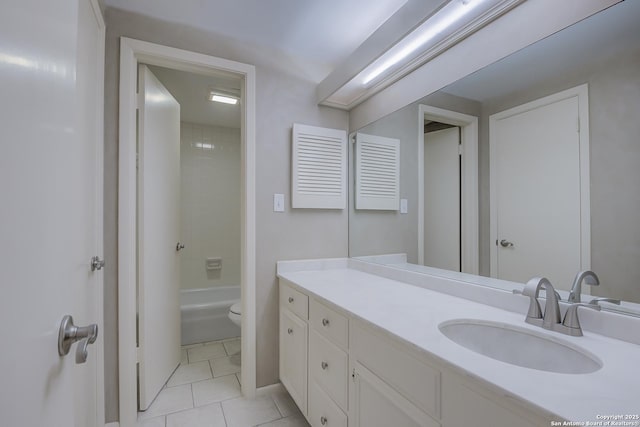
[309,329,348,410]
[310,298,348,349]
[280,281,308,320]
[308,381,348,427]
[350,320,441,419]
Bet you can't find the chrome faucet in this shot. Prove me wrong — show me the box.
[517,276,600,336]
[568,270,599,303]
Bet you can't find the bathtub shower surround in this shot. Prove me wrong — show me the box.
[181,287,241,345]
[180,122,241,290]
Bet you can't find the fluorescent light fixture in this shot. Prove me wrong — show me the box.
[363,0,488,85]
[321,0,523,108]
[209,93,238,105]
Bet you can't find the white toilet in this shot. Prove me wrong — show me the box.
[228,301,241,328]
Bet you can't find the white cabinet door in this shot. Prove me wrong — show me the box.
[279,308,308,414]
[351,362,439,427]
[138,65,182,410]
[0,0,104,426]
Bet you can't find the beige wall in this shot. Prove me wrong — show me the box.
[180,122,241,290]
[103,8,348,421]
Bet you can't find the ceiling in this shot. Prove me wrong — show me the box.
[104,0,408,71]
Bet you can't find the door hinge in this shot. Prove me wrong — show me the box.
[136,346,142,363]
[458,143,463,156]
[577,117,580,133]
[136,91,143,110]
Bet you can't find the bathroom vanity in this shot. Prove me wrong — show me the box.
[277,258,640,427]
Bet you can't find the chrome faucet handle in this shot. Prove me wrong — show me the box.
[515,279,543,326]
[561,303,601,336]
[568,270,599,303]
[588,297,620,306]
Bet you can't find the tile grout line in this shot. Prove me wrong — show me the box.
[190,383,195,413]
[220,400,230,427]
[271,392,285,419]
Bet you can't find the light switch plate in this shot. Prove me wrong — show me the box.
[274,193,285,212]
[400,198,408,214]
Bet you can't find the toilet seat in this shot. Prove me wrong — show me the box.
[230,302,241,315]
[228,301,242,328]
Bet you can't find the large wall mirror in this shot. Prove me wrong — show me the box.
[348,1,640,313]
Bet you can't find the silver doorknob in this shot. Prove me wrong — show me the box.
[176,242,185,251]
[58,315,98,364]
[500,239,514,248]
[320,416,328,425]
[90,256,105,271]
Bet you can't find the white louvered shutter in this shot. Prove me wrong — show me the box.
[355,133,400,210]
[292,123,347,209]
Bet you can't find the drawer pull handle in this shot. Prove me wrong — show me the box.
[288,297,294,303]
[320,416,328,425]
[322,318,330,326]
[321,361,328,370]
[287,328,293,335]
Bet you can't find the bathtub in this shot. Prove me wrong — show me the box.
[180,286,240,345]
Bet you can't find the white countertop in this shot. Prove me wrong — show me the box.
[277,261,640,423]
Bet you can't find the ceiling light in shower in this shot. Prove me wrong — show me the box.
[208,88,240,105]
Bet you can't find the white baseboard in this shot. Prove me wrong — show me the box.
[105,422,119,427]
[255,382,284,396]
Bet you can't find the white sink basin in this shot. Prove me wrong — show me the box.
[439,319,602,374]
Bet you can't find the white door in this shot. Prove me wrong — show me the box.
[0,0,104,426]
[424,127,460,271]
[138,64,182,410]
[491,93,583,289]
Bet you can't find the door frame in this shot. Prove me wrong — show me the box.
[418,105,479,274]
[89,0,106,425]
[118,38,257,427]
[489,84,591,278]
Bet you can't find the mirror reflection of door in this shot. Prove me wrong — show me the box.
[424,123,461,272]
[490,86,589,290]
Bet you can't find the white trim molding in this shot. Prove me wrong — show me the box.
[418,105,479,274]
[118,37,256,427]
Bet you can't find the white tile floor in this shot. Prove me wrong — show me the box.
[138,338,310,427]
